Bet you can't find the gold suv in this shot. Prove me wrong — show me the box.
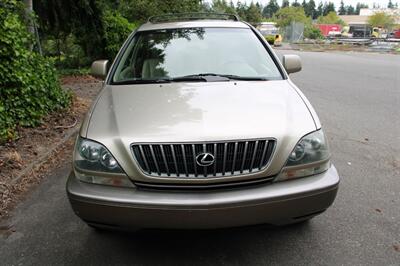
[67,13,339,230]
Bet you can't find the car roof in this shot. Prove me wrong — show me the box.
[137,20,250,32]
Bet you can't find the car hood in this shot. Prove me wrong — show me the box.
[85,80,318,176]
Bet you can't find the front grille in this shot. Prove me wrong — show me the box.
[131,139,275,178]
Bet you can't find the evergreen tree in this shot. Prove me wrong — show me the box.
[305,0,317,19]
[323,2,335,16]
[236,1,248,20]
[292,0,301,7]
[346,5,355,15]
[281,0,290,8]
[212,0,236,13]
[302,0,307,10]
[338,0,346,15]
[355,3,368,15]
[316,1,324,17]
[262,0,280,18]
[388,0,395,8]
[246,2,263,23]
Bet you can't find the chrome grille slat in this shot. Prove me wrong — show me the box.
[213,143,217,176]
[191,144,197,177]
[159,145,170,176]
[138,145,151,174]
[132,139,275,178]
[222,143,227,175]
[249,140,259,172]
[202,143,207,177]
[259,140,269,170]
[170,144,179,177]
[231,142,238,174]
[240,141,249,173]
[149,145,160,175]
[181,144,188,177]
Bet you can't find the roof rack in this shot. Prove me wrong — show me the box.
[148,12,240,24]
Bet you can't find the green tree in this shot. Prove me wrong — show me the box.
[236,1,249,19]
[388,0,395,8]
[200,2,212,11]
[368,12,395,29]
[102,10,136,59]
[355,3,368,15]
[338,0,346,15]
[245,2,263,24]
[263,0,280,18]
[118,0,201,23]
[274,6,308,27]
[317,11,345,25]
[34,0,106,60]
[316,1,324,17]
[323,2,335,16]
[304,0,317,19]
[281,0,290,8]
[345,5,356,15]
[212,0,236,13]
[302,0,307,10]
[292,0,301,7]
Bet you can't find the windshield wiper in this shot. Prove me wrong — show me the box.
[214,74,270,81]
[112,78,171,85]
[112,76,210,85]
[173,73,269,81]
[113,74,269,85]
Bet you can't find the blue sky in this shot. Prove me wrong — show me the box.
[226,0,397,9]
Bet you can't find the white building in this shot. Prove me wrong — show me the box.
[340,8,400,26]
[359,8,400,24]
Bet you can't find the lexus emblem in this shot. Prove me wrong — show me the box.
[196,152,215,167]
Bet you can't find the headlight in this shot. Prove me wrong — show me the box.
[74,137,133,187]
[276,129,330,181]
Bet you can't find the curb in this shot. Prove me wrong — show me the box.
[9,125,80,185]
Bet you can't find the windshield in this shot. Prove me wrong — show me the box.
[112,27,282,83]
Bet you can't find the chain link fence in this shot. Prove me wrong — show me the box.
[281,22,305,43]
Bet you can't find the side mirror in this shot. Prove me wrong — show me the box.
[282,55,302,74]
[90,60,109,79]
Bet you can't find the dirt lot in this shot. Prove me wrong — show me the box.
[0,75,102,218]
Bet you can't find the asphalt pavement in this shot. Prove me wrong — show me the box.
[0,50,399,265]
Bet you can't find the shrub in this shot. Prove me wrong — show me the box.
[0,0,71,142]
[42,34,89,69]
[304,25,324,39]
[102,10,136,60]
[265,35,276,44]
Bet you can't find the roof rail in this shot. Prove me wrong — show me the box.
[148,12,240,24]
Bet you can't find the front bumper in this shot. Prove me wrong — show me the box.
[67,165,339,229]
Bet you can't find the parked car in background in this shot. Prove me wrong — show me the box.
[67,13,340,231]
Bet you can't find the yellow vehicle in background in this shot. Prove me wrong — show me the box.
[372,27,387,38]
[257,22,282,46]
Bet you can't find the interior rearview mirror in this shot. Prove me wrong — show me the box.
[282,55,302,74]
[90,60,109,79]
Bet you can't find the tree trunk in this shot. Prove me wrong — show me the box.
[24,0,34,34]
